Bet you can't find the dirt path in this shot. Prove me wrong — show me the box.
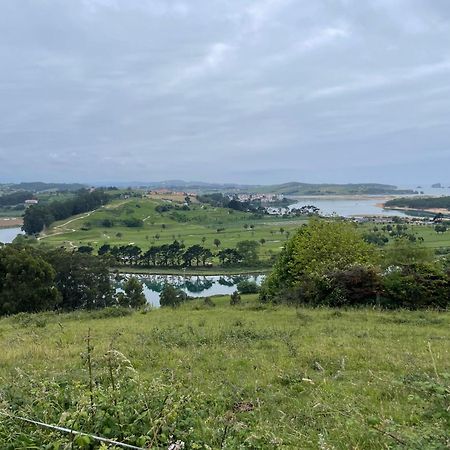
[38,210,95,240]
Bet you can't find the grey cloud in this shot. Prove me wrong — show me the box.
[0,0,449,184]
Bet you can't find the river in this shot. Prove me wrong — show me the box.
[117,274,265,307]
[0,227,23,244]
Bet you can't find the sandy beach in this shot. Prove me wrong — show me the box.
[0,217,23,229]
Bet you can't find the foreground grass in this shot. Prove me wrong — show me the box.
[0,297,449,449]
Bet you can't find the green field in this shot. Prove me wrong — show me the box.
[1,296,449,448]
[359,222,450,251]
[38,197,308,262]
[34,196,450,269]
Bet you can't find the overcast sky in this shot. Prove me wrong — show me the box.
[1,0,450,185]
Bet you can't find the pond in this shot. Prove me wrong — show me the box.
[117,274,265,307]
[0,227,23,244]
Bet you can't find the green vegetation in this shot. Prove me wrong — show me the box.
[0,190,34,206]
[23,189,112,234]
[261,220,450,309]
[0,245,115,315]
[37,196,308,268]
[0,297,448,448]
[385,196,450,211]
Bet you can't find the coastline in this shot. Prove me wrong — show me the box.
[379,203,450,216]
[112,266,271,276]
[290,195,398,201]
[0,218,23,229]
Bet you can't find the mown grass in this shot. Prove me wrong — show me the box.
[0,296,449,449]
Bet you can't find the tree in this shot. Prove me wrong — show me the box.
[117,277,146,308]
[43,250,114,310]
[218,248,241,265]
[213,238,221,249]
[261,219,376,302]
[236,240,260,265]
[98,244,111,256]
[435,224,447,234]
[159,284,187,308]
[184,244,205,266]
[77,245,93,254]
[0,246,60,315]
[259,238,266,245]
[22,205,54,234]
[201,248,213,266]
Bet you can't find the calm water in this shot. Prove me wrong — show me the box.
[288,198,408,217]
[117,274,265,307]
[0,227,22,243]
[288,184,450,217]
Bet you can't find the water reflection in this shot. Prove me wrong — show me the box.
[116,274,264,307]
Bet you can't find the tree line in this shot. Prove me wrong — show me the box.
[22,189,112,234]
[94,239,261,267]
[385,196,450,210]
[0,190,34,206]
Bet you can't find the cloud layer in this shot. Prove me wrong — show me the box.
[1,0,450,184]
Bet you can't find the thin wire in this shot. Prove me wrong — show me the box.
[0,410,145,450]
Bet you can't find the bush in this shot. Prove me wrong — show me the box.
[123,217,144,228]
[382,263,449,309]
[230,291,241,306]
[237,280,260,294]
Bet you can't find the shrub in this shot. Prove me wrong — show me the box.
[230,291,241,306]
[382,263,449,309]
[237,280,260,294]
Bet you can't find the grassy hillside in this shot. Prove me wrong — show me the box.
[30,196,450,269]
[0,296,449,448]
[37,197,308,262]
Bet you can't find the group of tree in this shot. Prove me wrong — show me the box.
[96,239,261,267]
[385,196,450,211]
[22,189,112,234]
[0,190,34,206]
[260,219,450,309]
[363,223,421,247]
[197,193,265,213]
[0,245,145,316]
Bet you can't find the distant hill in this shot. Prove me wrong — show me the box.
[108,180,415,196]
[248,182,416,196]
[1,182,86,193]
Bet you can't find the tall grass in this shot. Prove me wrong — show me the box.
[0,295,449,448]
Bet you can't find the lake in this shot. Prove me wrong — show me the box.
[117,274,265,307]
[0,227,22,243]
